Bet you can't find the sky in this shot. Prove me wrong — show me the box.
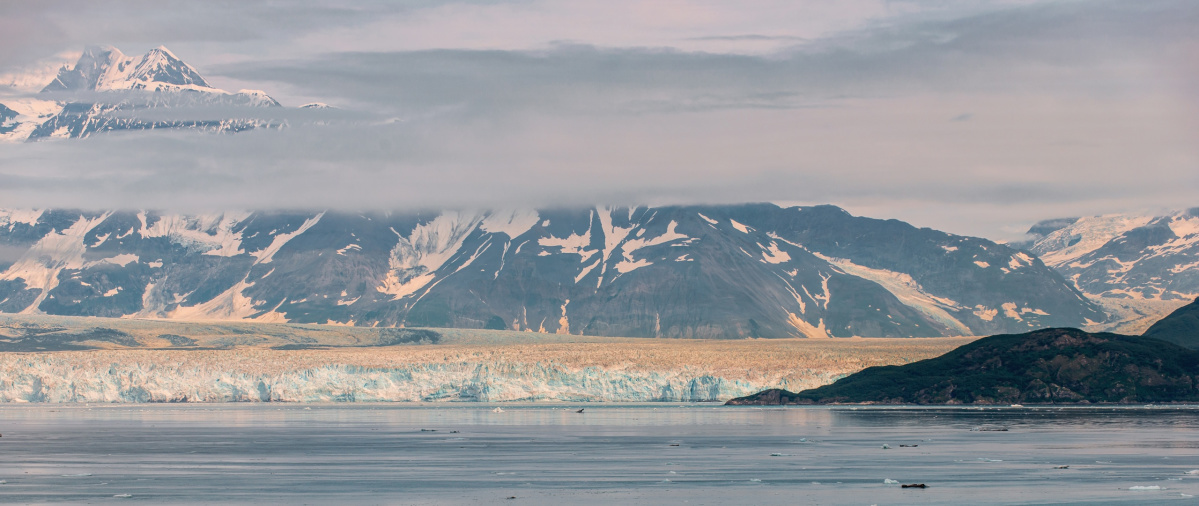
[0,0,1195,241]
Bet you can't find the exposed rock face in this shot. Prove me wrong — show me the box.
[727,327,1199,405]
[0,204,1103,338]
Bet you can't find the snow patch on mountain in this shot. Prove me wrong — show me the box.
[379,211,485,300]
[812,251,972,335]
[0,98,58,140]
[138,211,251,256]
[614,220,689,274]
[480,210,540,240]
[89,254,139,268]
[787,312,830,339]
[538,218,595,260]
[0,208,45,230]
[595,206,635,283]
[761,242,791,264]
[0,212,113,313]
[254,213,324,264]
[168,278,261,321]
[730,219,753,233]
[1033,214,1156,268]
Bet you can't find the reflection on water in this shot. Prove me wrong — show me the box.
[1,405,1197,504]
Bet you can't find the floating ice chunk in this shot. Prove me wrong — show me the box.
[749,478,762,482]
[113,494,133,498]
[0,480,6,484]
[492,407,505,413]
[61,473,93,477]
[881,444,891,449]
[885,479,899,484]
[1187,470,1199,475]
[1128,486,1161,491]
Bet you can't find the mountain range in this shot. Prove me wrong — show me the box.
[0,205,1104,338]
[0,45,281,142]
[1014,209,1199,333]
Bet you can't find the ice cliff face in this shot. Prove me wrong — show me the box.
[0,353,840,403]
[0,204,1103,337]
[0,45,281,142]
[1016,209,1199,332]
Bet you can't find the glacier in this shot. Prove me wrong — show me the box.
[0,352,844,403]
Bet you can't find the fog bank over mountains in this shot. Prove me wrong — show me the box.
[3,0,1196,240]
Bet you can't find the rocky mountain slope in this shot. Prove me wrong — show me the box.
[0,205,1103,338]
[0,45,280,142]
[1014,209,1199,333]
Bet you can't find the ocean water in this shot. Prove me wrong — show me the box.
[0,405,1197,504]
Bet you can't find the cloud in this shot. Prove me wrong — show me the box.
[0,0,1195,241]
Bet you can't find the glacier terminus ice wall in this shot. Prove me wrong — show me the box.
[0,351,850,403]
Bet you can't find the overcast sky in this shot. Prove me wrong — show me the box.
[0,0,1195,241]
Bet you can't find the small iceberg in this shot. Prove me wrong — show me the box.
[885,479,899,484]
[970,426,1009,432]
[113,494,133,498]
[1128,486,1162,491]
[492,407,505,413]
[60,473,93,477]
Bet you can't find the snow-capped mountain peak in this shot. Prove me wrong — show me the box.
[43,44,212,93]
[1018,208,1199,333]
[0,44,289,142]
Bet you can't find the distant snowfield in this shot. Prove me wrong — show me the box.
[0,315,970,402]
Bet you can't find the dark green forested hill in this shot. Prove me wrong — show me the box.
[727,328,1199,405]
[1142,298,1199,349]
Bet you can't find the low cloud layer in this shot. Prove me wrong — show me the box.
[0,0,1195,241]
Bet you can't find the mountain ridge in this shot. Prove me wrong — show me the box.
[0,45,281,142]
[0,204,1103,338]
[1014,209,1199,333]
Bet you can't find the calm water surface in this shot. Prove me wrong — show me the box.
[1,404,1197,504]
